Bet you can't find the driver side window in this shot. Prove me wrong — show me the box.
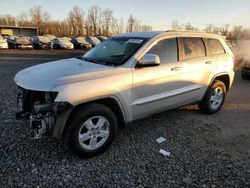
[146,38,178,64]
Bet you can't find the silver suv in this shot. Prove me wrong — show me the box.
[15,31,234,158]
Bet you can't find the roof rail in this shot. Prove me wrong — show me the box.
[165,29,207,33]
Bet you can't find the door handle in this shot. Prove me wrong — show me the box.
[171,67,182,71]
[205,61,213,65]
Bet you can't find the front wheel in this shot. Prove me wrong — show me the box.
[64,103,118,158]
[199,80,226,114]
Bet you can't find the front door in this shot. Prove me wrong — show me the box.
[132,38,186,119]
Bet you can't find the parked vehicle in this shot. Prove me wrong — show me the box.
[14,31,234,158]
[71,37,92,50]
[32,36,52,49]
[44,34,56,41]
[241,66,250,80]
[0,35,8,49]
[51,38,74,49]
[15,37,33,49]
[6,35,18,49]
[86,36,101,47]
[97,36,108,42]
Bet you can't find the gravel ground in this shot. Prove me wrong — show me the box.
[0,50,250,187]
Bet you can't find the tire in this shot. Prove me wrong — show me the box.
[64,103,118,158]
[199,80,226,114]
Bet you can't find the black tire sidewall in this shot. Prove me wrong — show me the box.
[66,103,118,158]
[199,81,226,114]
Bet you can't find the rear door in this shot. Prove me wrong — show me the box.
[177,37,217,101]
[203,38,230,74]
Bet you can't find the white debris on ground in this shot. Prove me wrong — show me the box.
[159,149,171,156]
[156,137,167,144]
[156,137,171,156]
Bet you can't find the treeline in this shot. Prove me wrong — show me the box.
[172,21,250,41]
[0,5,153,37]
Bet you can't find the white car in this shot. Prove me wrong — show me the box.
[0,35,8,49]
[52,38,74,49]
[86,36,101,47]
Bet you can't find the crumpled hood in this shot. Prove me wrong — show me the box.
[14,58,115,91]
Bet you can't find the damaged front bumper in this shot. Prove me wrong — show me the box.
[15,88,73,139]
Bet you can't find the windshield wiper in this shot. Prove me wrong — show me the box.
[83,57,115,66]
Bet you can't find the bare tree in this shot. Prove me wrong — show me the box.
[17,11,32,27]
[86,6,101,36]
[141,25,153,32]
[68,6,85,36]
[29,6,50,35]
[204,24,220,34]
[171,20,182,30]
[0,15,16,26]
[110,17,119,35]
[0,5,155,37]
[126,14,137,32]
[219,24,230,36]
[230,25,243,41]
[102,9,113,36]
[118,17,125,34]
[184,22,196,30]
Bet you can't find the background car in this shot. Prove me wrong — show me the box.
[241,65,250,80]
[52,38,74,49]
[86,36,101,47]
[97,36,108,42]
[44,34,56,41]
[15,37,33,49]
[0,35,8,49]
[71,37,92,50]
[6,35,18,49]
[32,36,52,49]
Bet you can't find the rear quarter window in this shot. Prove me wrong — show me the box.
[178,37,206,60]
[205,38,226,55]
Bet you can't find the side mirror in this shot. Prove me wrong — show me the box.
[138,54,160,67]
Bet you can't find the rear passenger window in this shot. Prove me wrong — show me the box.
[206,38,226,55]
[178,37,206,60]
[146,38,178,64]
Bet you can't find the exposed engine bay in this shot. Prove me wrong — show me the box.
[16,87,71,139]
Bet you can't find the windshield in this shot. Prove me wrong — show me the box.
[83,37,147,66]
[38,36,50,43]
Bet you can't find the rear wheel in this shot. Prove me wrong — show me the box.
[64,103,118,158]
[199,80,226,114]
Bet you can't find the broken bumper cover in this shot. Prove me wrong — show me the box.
[16,101,72,120]
[16,102,73,138]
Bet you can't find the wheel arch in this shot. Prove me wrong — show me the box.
[210,73,230,92]
[61,96,126,137]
